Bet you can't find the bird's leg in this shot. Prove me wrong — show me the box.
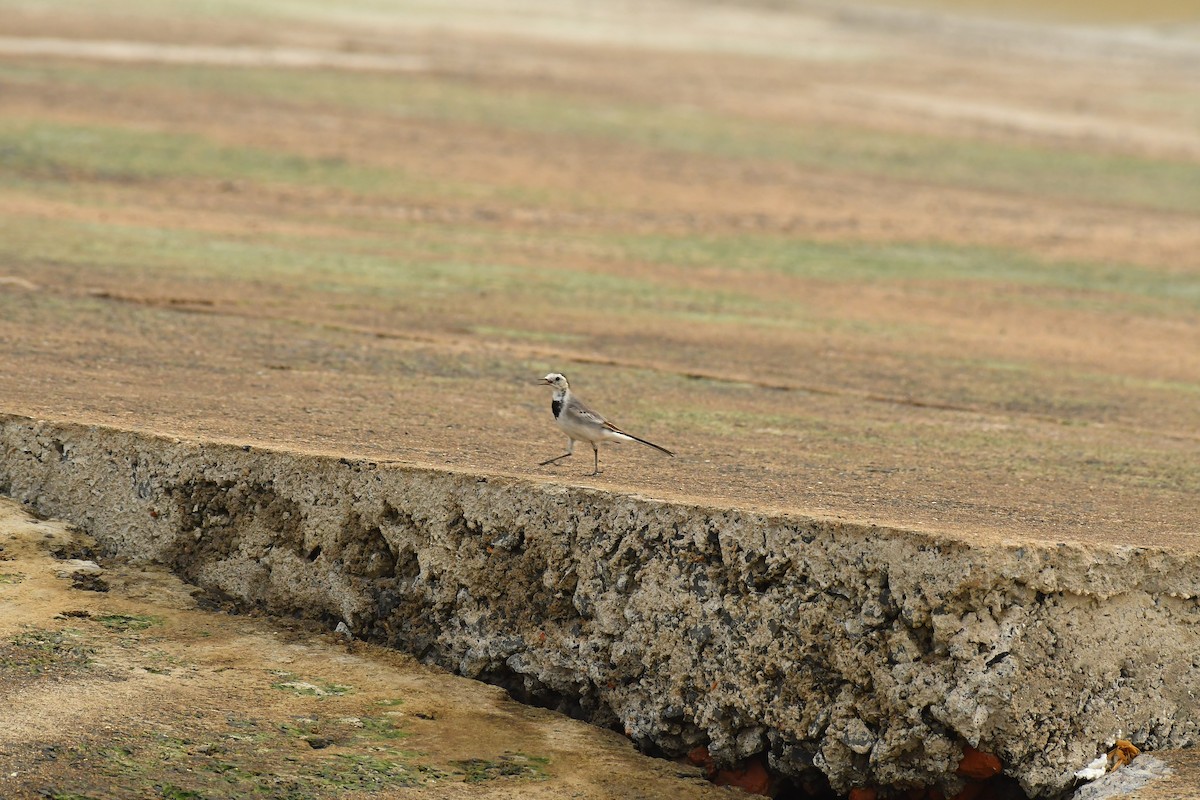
[590,443,601,476]
[539,438,574,467]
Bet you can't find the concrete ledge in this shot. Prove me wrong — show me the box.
[2,413,1198,798]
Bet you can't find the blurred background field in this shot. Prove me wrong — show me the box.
[0,0,1198,545]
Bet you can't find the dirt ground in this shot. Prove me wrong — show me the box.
[1,0,1198,548]
[0,497,732,799]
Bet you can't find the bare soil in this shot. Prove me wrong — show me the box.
[1,0,1198,544]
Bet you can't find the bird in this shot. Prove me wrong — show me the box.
[536,372,673,475]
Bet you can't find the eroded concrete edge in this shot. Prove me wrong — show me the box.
[1,413,1198,798]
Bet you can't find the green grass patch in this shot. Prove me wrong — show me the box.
[452,753,550,783]
[0,214,797,326]
[313,753,447,790]
[94,613,162,632]
[7,626,558,799]
[270,671,353,697]
[358,716,410,740]
[0,627,94,677]
[608,233,1196,296]
[0,118,413,196]
[4,59,1196,213]
[469,325,586,345]
[99,745,144,778]
[0,213,522,296]
[4,184,1194,329]
[83,712,450,797]
[569,232,1200,315]
[0,573,25,584]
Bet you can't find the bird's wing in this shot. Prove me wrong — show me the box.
[567,396,609,427]
[572,398,635,435]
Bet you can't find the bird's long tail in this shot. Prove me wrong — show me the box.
[624,432,674,457]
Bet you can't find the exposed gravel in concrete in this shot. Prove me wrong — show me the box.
[3,413,1199,797]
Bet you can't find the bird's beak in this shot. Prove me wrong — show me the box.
[536,378,552,385]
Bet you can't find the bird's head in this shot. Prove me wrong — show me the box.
[538,372,569,390]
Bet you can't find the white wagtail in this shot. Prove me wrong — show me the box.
[537,372,674,475]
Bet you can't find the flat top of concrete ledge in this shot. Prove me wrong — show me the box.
[1,0,1199,552]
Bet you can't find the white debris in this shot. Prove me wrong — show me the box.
[334,621,352,638]
[56,559,102,578]
[1071,756,1171,800]
[1075,753,1109,781]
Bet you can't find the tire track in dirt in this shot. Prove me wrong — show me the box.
[0,36,431,72]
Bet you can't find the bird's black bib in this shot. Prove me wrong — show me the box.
[551,397,563,419]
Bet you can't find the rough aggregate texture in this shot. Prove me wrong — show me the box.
[3,414,1200,798]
